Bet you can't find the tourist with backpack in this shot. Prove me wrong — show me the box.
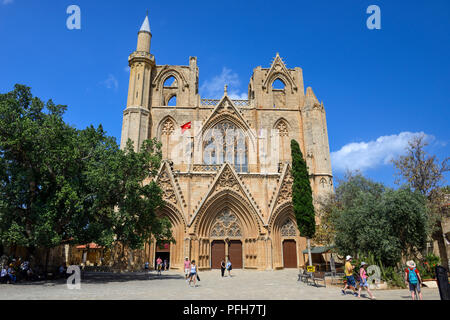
[405,260,423,300]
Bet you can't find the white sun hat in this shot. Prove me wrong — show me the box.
[346,255,352,261]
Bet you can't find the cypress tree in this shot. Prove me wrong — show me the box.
[291,139,315,266]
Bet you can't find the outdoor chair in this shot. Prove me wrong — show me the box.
[308,272,326,287]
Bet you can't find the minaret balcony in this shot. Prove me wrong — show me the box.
[128,51,155,64]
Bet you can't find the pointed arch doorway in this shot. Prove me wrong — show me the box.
[209,209,243,269]
[282,240,297,268]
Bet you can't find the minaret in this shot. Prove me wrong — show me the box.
[120,14,156,151]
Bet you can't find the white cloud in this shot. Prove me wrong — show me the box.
[200,67,247,99]
[100,74,118,91]
[2,0,14,5]
[331,132,433,172]
[124,66,130,73]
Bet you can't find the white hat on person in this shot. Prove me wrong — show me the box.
[346,255,352,261]
[406,260,416,268]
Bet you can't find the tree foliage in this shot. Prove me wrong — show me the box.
[333,174,429,266]
[392,134,449,199]
[392,134,449,265]
[290,139,315,239]
[0,84,171,252]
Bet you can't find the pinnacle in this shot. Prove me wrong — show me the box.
[140,15,151,33]
[306,87,319,104]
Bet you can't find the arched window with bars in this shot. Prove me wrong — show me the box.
[202,121,248,172]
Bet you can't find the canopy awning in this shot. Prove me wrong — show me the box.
[302,246,334,254]
[76,243,102,249]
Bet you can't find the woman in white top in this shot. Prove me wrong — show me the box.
[188,260,198,287]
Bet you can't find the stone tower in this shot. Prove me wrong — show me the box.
[119,15,333,271]
[120,15,155,151]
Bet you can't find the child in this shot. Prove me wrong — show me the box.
[357,262,375,299]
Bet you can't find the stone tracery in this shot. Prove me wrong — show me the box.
[161,118,175,135]
[203,120,248,172]
[280,219,297,237]
[210,209,242,238]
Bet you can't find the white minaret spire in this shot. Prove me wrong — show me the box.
[140,14,151,33]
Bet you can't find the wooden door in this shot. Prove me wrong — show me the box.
[283,240,297,268]
[228,240,243,269]
[211,240,225,269]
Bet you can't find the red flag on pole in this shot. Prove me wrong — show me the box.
[181,122,191,134]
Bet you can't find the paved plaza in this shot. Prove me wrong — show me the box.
[0,269,441,300]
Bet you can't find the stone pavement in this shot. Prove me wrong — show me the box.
[0,269,440,300]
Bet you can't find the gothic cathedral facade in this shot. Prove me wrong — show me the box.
[120,16,333,270]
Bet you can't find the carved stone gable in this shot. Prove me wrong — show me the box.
[215,166,240,192]
[158,170,177,205]
[276,169,293,206]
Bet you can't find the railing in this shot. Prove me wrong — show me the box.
[192,164,222,172]
[192,163,248,173]
[200,99,220,106]
[232,100,250,107]
[200,99,250,107]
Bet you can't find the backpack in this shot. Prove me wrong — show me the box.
[408,267,418,284]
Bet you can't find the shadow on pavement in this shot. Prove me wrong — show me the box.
[8,271,185,286]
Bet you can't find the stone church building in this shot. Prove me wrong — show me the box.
[120,16,333,270]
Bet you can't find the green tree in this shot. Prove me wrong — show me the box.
[0,84,172,267]
[392,134,449,267]
[314,172,384,247]
[290,139,315,266]
[313,193,337,246]
[334,185,429,267]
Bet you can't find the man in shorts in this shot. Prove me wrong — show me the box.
[341,255,358,296]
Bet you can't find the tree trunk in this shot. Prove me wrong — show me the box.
[433,221,449,269]
[44,248,50,275]
[307,238,312,267]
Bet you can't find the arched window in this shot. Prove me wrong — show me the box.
[167,95,177,106]
[164,76,177,88]
[281,219,297,237]
[203,121,248,172]
[210,209,242,238]
[272,78,286,90]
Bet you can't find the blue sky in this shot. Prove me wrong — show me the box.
[0,0,449,187]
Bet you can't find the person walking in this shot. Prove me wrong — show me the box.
[357,262,375,299]
[226,259,232,277]
[188,260,198,287]
[220,260,226,277]
[405,260,423,300]
[184,257,191,280]
[341,255,358,296]
[156,257,162,276]
[164,258,168,271]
